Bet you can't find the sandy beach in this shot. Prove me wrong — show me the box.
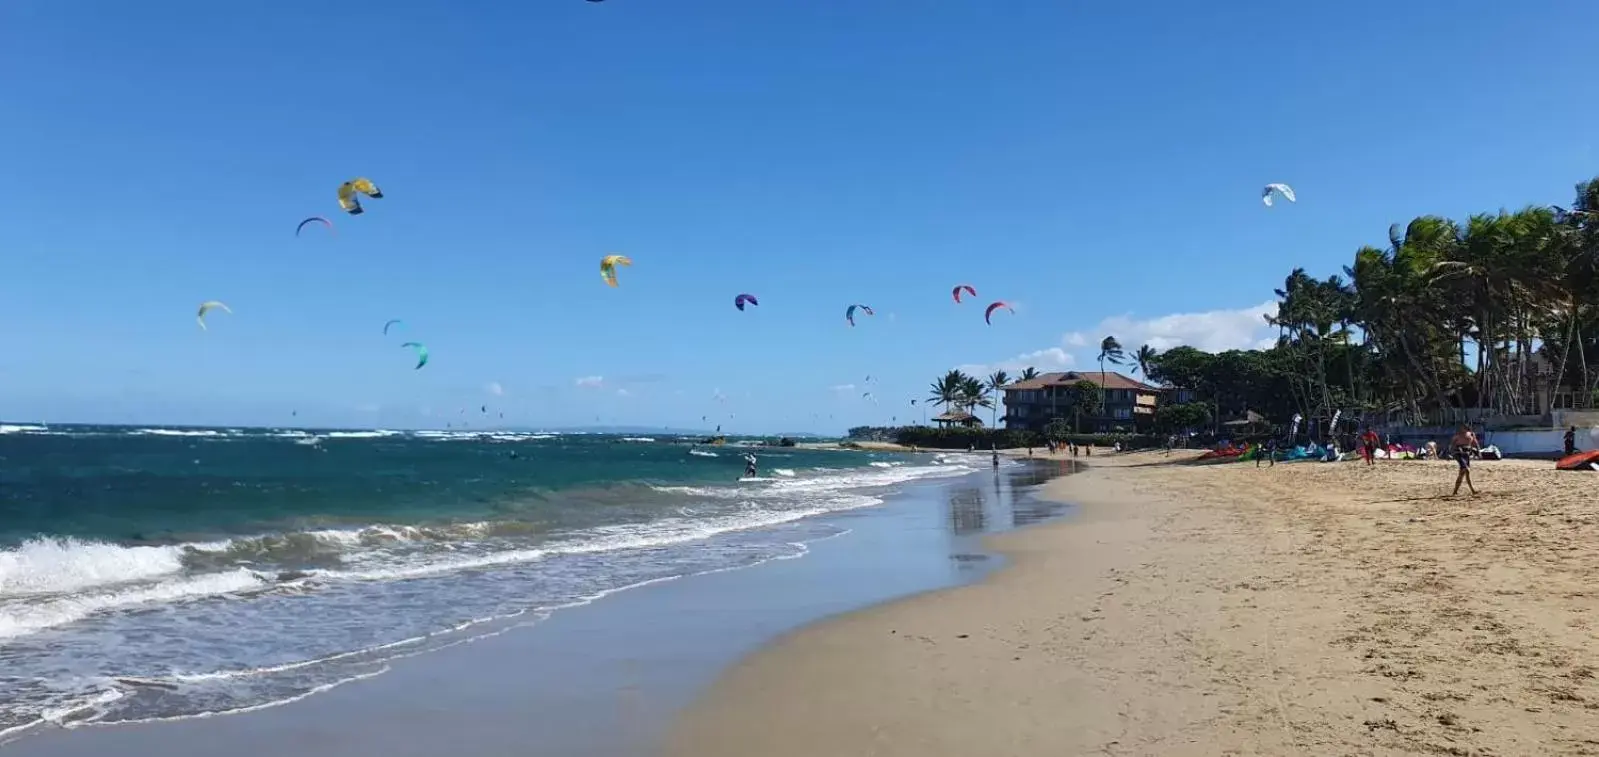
[666,451,1599,756]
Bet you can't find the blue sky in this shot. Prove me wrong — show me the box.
[2,1,1595,433]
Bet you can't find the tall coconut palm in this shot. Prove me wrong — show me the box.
[959,375,991,416]
[985,370,1011,427]
[1018,366,1040,381]
[927,370,971,412]
[1130,345,1158,379]
[1096,336,1125,429]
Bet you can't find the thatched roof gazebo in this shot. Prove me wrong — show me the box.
[1221,409,1267,429]
[932,410,984,429]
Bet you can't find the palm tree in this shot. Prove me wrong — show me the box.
[928,370,970,412]
[1130,345,1158,379]
[1018,367,1040,381]
[1096,336,1125,431]
[959,375,991,417]
[985,370,1011,427]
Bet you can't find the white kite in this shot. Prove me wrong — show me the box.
[197,301,232,330]
[1262,183,1297,207]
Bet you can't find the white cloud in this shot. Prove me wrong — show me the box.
[960,300,1278,376]
[616,388,632,398]
[485,381,504,396]
[956,348,1074,377]
[829,383,857,393]
[1076,300,1278,354]
[574,376,605,388]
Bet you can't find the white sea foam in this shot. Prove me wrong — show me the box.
[0,424,48,434]
[0,538,188,596]
[321,497,875,583]
[0,569,266,640]
[321,430,399,439]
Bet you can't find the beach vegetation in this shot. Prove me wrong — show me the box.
[1135,175,1599,431]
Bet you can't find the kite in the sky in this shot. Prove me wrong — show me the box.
[984,301,1014,325]
[952,284,976,303]
[401,342,429,370]
[296,217,333,236]
[383,319,404,335]
[337,178,383,215]
[197,300,231,331]
[845,304,874,326]
[1262,183,1296,207]
[601,255,632,287]
[734,293,759,311]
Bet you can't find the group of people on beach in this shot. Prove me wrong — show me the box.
[1041,439,1090,457]
[1250,423,1485,496]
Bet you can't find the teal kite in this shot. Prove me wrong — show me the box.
[401,342,429,370]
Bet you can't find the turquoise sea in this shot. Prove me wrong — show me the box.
[0,423,984,741]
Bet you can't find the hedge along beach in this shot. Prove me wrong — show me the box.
[667,451,1599,756]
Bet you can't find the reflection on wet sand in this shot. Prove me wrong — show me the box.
[943,459,1080,569]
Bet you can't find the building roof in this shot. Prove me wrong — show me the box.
[932,410,981,422]
[1001,371,1159,392]
[1221,410,1268,426]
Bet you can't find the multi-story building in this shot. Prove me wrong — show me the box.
[1000,371,1161,433]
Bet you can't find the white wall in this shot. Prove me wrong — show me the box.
[1480,429,1565,456]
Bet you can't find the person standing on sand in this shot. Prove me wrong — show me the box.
[1258,438,1277,468]
[1450,424,1480,496]
[1565,426,1578,456]
[1360,426,1380,467]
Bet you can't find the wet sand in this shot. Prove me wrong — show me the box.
[666,451,1599,756]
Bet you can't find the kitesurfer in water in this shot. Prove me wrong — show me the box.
[743,452,758,478]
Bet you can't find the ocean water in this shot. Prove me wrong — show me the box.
[0,424,983,741]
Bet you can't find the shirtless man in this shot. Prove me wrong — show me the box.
[1449,423,1479,496]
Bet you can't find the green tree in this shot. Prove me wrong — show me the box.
[927,370,971,412]
[1154,402,1212,435]
[1018,366,1040,381]
[1097,336,1126,420]
[959,375,991,417]
[1067,379,1102,432]
[985,370,1010,427]
[1130,344,1158,379]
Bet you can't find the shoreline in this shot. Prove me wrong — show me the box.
[3,460,1076,757]
[666,451,1599,756]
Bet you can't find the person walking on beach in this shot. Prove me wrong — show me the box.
[1450,424,1480,497]
[1566,425,1578,456]
[1359,426,1380,467]
[991,449,1000,469]
[1258,438,1277,468]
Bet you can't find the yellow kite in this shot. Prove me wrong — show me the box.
[337,178,384,215]
[600,255,632,287]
